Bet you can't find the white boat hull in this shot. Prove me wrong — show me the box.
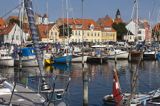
[72,56,88,63]
[0,59,14,66]
[22,59,38,67]
[15,56,38,67]
[107,52,129,59]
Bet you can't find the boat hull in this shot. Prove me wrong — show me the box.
[129,51,143,62]
[44,59,53,66]
[143,52,156,60]
[86,57,107,64]
[107,52,129,59]
[54,55,72,63]
[72,55,88,63]
[15,57,38,67]
[0,59,14,67]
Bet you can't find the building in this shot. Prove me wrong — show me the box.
[56,18,102,44]
[97,15,117,42]
[37,23,59,43]
[114,9,123,24]
[101,27,117,42]
[125,20,151,42]
[0,23,27,45]
[0,18,6,29]
[23,13,49,25]
[152,23,160,41]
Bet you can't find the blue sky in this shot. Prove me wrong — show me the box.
[0,0,160,25]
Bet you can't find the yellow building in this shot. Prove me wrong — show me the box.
[56,18,117,43]
[56,18,102,43]
[101,27,117,42]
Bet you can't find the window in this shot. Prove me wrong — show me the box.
[16,35,19,40]
[138,30,141,34]
[51,32,53,35]
[82,31,84,35]
[6,35,9,39]
[87,32,89,36]
[55,32,57,35]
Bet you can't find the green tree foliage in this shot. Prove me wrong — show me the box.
[59,24,72,38]
[112,22,127,41]
[152,29,160,41]
[9,18,20,26]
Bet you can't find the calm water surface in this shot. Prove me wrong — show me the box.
[0,60,160,106]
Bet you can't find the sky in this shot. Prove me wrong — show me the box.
[1,0,160,26]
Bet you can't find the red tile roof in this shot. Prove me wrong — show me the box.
[97,15,113,27]
[0,18,6,29]
[0,24,15,35]
[57,18,101,30]
[37,24,54,39]
[8,16,19,21]
[153,23,160,32]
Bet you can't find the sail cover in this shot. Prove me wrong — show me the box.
[112,69,123,104]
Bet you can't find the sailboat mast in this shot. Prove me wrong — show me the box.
[24,0,45,79]
[81,0,89,106]
[19,0,24,45]
[135,0,139,41]
[66,0,70,45]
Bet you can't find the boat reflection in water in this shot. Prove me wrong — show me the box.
[0,67,14,79]
[52,63,72,72]
[0,60,160,105]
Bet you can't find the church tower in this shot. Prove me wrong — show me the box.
[115,9,121,19]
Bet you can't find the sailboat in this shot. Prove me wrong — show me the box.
[15,47,39,67]
[53,0,72,64]
[128,0,143,63]
[103,68,151,106]
[0,48,14,66]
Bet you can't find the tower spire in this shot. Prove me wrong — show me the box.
[115,9,121,19]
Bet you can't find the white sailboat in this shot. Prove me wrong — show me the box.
[0,49,14,67]
[106,47,129,59]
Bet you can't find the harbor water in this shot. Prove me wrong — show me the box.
[0,60,160,106]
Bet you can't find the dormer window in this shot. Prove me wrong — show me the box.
[104,27,111,31]
[89,24,94,30]
[75,24,82,28]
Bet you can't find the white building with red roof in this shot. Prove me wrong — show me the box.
[0,23,27,45]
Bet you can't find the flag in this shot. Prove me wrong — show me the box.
[112,69,123,104]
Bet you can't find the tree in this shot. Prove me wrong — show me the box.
[112,22,127,41]
[9,18,20,26]
[59,24,72,38]
[152,29,160,41]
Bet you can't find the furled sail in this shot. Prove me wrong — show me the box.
[112,69,123,104]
